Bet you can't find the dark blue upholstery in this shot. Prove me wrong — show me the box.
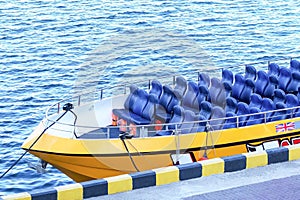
[237,102,250,127]
[246,107,264,126]
[223,112,237,129]
[182,81,200,112]
[239,78,255,104]
[156,85,177,122]
[223,81,232,97]
[273,89,285,105]
[167,105,185,130]
[231,74,245,100]
[155,105,185,136]
[209,78,226,107]
[255,70,268,96]
[198,73,210,87]
[209,106,225,130]
[112,85,139,122]
[286,71,300,93]
[249,93,263,109]
[271,102,288,122]
[290,59,300,72]
[166,89,181,114]
[131,89,149,117]
[263,75,278,98]
[174,76,187,97]
[225,97,238,113]
[245,65,256,80]
[137,94,159,124]
[268,63,280,76]
[222,69,233,84]
[199,101,212,120]
[124,85,139,110]
[261,98,275,122]
[149,80,162,100]
[194,114,207,132]
[285,94,299,118]
[180,110,197,134]
[195,85,209,111]
[278,67,292,92]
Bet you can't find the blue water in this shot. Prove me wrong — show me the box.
[1,0,300,196]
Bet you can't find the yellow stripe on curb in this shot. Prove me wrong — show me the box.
[153,166,179,186]
[243,151,268,169]
[55,183,83,200]
[199,158,224,176]
[104,174,132,194]
[1,192,31,200]
[287,144,300,161]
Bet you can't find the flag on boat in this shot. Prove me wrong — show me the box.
[275,122,295,133]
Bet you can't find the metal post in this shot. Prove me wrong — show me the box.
[78,95,81,106]
[57,103,60,114]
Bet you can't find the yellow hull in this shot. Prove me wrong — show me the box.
[22,118,300,182]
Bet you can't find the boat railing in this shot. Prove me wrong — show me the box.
[43,56,300,138]
[43,103,300,139]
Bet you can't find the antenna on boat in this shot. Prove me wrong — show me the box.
[0,103,74,179]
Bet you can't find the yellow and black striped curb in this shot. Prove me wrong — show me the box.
[2,144,300,200]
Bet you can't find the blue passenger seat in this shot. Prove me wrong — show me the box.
[278,67,292,92]
[245,65,256,80]
[182,81,200,112]
[149,80,163,100]
[246,107,264,126]
[271,102,288,122]
[263,75,278,98]
[273,89,286,105]
[290,59,300,72]
[198,73,210,87]
[209,106,226,130]
[223,81,232,98]
[249,93,263,109]
[236,102,250,127]
[180,110,197,134]
[254,70,268,96]
[223,112,237,129]
[156,85,179,122]
[174,76,187,97]
[231,74,245,100]
[268,63,280,77]
[199,101,212,120]
[285,94,299,118]
[239,78,255,104]
[225,96,238,113]
[194,85,209,112]
[222,69,234,84]
[193,114,207,132]
[209,78,226,107]
[286,71,300,93]
[155,105,185,136]
[261,98,276,122]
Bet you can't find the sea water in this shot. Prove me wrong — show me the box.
[1,0,300,196]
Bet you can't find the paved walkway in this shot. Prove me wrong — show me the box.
[89,159,300,200]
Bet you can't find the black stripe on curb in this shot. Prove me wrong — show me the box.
[131,170,156,190]
[177,162,202,181]
[223,154,247,172]
[30,188,57,200]
[266,147,289,164]
[81,179,108,199]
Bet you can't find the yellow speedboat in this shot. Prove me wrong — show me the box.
[22,58,300,182]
